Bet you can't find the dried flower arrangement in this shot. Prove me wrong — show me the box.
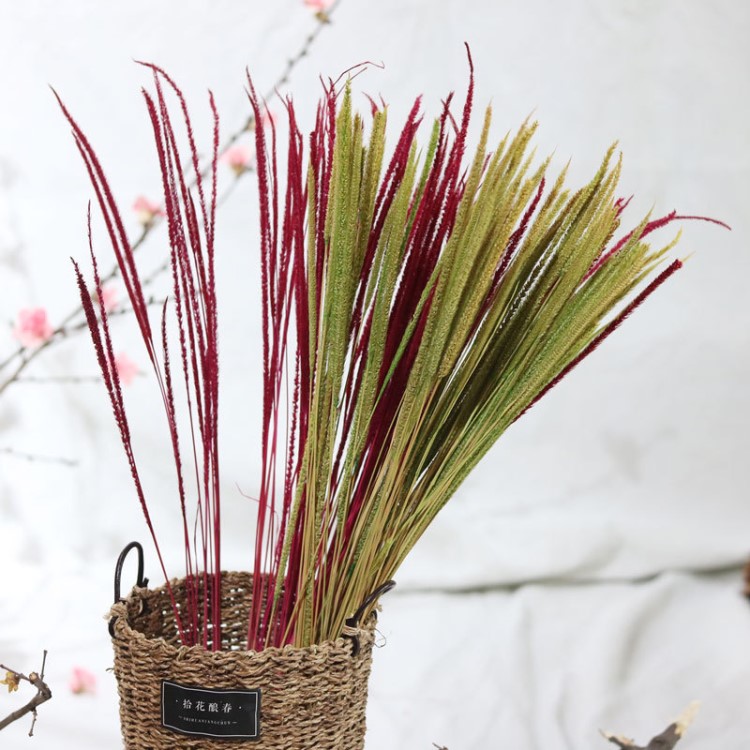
[60,51,727,648]
[57,48,724,748]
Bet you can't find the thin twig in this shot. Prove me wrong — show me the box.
[0,3,341,394]
[14,375,102,384]
[0,447,78,467]
[0,652,52,736]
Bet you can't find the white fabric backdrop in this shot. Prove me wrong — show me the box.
[0,1,748,747]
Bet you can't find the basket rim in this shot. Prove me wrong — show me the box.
[108,570,374,659]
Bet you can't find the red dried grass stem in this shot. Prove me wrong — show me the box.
[73,217,186,644]
[61,69,221,649]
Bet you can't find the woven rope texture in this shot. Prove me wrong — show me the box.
[109,572,376,749]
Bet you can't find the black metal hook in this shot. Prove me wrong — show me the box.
[344,580,396,657]
[108,541,149,638]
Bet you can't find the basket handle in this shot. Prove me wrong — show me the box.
[344,579,396,656]
[108,541,149,638]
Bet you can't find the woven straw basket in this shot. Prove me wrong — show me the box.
[108,543,381,750]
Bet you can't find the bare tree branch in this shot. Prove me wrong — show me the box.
[0,652,52,736]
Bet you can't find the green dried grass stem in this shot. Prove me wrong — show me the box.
[251,56,722,648]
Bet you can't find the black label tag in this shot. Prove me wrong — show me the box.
[161,680,261,740]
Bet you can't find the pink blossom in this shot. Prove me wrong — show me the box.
[259,109,278,129]
[304,0,333,11]
[69,667,97,695]
[250,109,277,131]
[114,352,139,386]
[220,144,255,177]
[132,195,165,226]
[93,283,119,313]
[13,308,54,348]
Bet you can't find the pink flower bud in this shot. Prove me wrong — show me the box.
[249,109,278,132]
[114,352,139,386]
[69,667,97,695]
[93,283,119,313]
[259,109,278,129]
[304,0,333,10]
[220,145,255,177]
[132,195,165,226]
[13,308,54,348]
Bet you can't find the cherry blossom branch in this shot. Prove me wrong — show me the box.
[0,652,52,736]
[0,295,163,396]
[0,2,341,395]
[0,220,149,375]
